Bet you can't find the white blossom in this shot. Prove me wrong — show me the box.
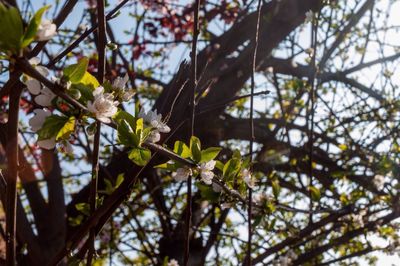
[29,109,51,132]
[199,160,216,185]
[241,168,255,188]
[305,10,314,23]
[112,74,135,102]
[253,193,267,205]
[37,138,56,150]
[305,48,314,57]
[139,109,170,133]
[373,175,385,190]
[24,58,50,95]
[36,19,57,41]
[139,109,170,143]
[28,57,50,76]
[25,79,41,95]
[351,209,367,228]
[87,86,119,123]
[113,73,129,89]
[167,259,179,266]
[291,60,298,68]
[172,167,192,182]
[35,87,56,106]
[147,131,161,143]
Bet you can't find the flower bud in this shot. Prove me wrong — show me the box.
[69,88,81,100]
[107,42,118,50]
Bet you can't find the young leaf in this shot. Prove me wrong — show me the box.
[80,71,100,89]
[271,179,281,198]
[128,147,151,166]
[22,5,50,48]
[75,203,90,216]
[174,141,191,158]
[37,115,69,140]
[117,119,139,147]
[190,136,201,162]
[136,118,143,133]
[56,116,75,141]
[309,186,321,201]
[0,4,23,53]
[154,162,178,171]
[200,147,222,163]
[197,183,220,203]
[222,158,241,181]
[63,57,89,83]
[114,110,136,129]
[115,173,125,188]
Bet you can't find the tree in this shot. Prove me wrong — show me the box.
[0,0,399,265]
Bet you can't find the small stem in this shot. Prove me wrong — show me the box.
[184,0,201,265]
[247,1,262,265]
[87,0,106,264]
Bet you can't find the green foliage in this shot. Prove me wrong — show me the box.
[75,202,90,216]
[22,5,50,47]
[118,120,139,147]
[309,186,321,201]
[174,141,191,158]
[223,158,242,181]
[102,174,124,195]
[63,58,89,83]
[0,3,23,53]
[200,147,222,163]
[56,116,76,141]
[197,183,220,203]
[37,115,69,140]
[271,178,281,198]
[190,136,202,162]
[128,147,151,166]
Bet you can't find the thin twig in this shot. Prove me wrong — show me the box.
[246,1,262,265]
[184,0,201,265]
[87,0,106,264]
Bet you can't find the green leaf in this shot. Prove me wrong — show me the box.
[117,119,139,147]
[115,173,124,188]
[103,178,114,195]
[63,58,89,83]
[114,110,136,129]
[80,71,100,89]
[197,183,220,203]
[136,118,143,134]
[222,158,241,181]
[128,147,151,166]
[37,115,68,140]
[174,141,191,158]
[190,136,201,162]
[154,162,178,171]
[56,116,75,141]
[200,147,222,163]
[75,203,90,216]
[215,160,224,171]
[22,5,50,47]
[271,179,281,198]
[309,186,321,201]
[0,4,23,53]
